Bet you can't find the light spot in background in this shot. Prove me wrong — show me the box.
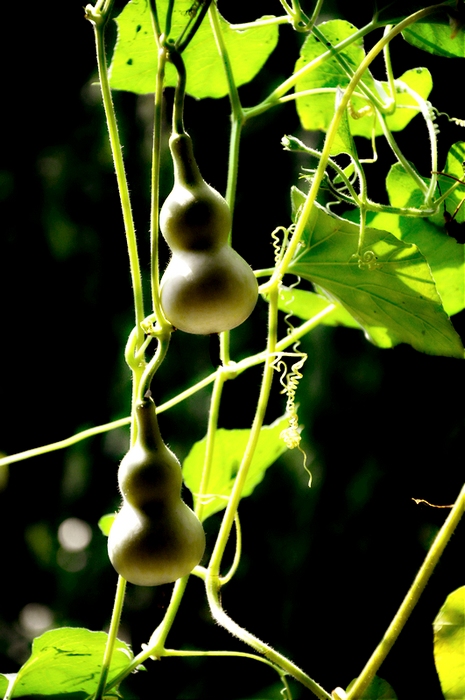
[58,518,92,552]
[19,603,53,637]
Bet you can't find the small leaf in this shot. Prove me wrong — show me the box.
[294,20,376,140]
[349,68,433,139]
[98,513,116,537]
[433,586,465,699]
[289,188,464,357]
[7,628,133,698]
[183,416,289,521]
[346,675,398,699]
[109,0,279,97]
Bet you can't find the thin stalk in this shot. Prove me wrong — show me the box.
[208,3,245,366]
[89,12,145,348]
[346,482,465,700]
[382,26,397,114]
[195,370,226,522]
[208,285,279,577]
[93,576,127,700]
[219,513,242,585]
[150,46,169,323]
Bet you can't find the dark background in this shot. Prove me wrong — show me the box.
[0,1,463,698]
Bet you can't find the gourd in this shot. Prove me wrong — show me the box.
[159,132,258,335]
[108,397,205,586]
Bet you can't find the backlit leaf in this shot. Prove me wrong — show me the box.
[109,0,279,97]
[433,586,465,699]
[6,628,133,698]
[289,188,464,357]
[183,416,289,521]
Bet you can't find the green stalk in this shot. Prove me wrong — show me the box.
[346,483,465,700]
[93,576,127,700]
[206,577,332,700]
[208,3,245,365]
[86,6,145,349]
[207,285,280,577]
[195,370,226,522]
[150,46,169,323]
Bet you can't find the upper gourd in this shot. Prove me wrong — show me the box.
[108,397,205,586]
[159,132,258,335]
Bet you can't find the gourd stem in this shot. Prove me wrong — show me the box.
[346,483,465,700]
[169,49,187,135]
[93,575,127,700]
[150,45,169,324]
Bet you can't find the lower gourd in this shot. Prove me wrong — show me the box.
[108,499,205,586]
[108,398,205,586]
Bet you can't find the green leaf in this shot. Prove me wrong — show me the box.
[289,188,464,357]
[109,0,279,98]
[277,286,361,329]
[403,8,465,58]
[349,67,433,139]
[433,586,465,699]
[346,675,398,699]
[183,416,289,521]
[368,154,465,316]
[7,628,133,698]
[294,20,375,137]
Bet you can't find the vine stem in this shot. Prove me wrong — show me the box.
[93,576,127,700]
[86,5,145,349]
[201,292,332,700]
[260,3,445,295]
[0,305,337,468]
[346,482,465,700]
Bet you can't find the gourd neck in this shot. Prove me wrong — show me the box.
[134,398,165,453]
[170,132,203,188]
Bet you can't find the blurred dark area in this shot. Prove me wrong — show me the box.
[0,1,463,699]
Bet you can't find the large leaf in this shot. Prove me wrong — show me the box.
[368,154,465,316]
[183,416,289,521]
[288,188,464,357]
[433,586,465,699]
[403,7,465,58]
[5,628,133,698]
[109,0,279,97]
